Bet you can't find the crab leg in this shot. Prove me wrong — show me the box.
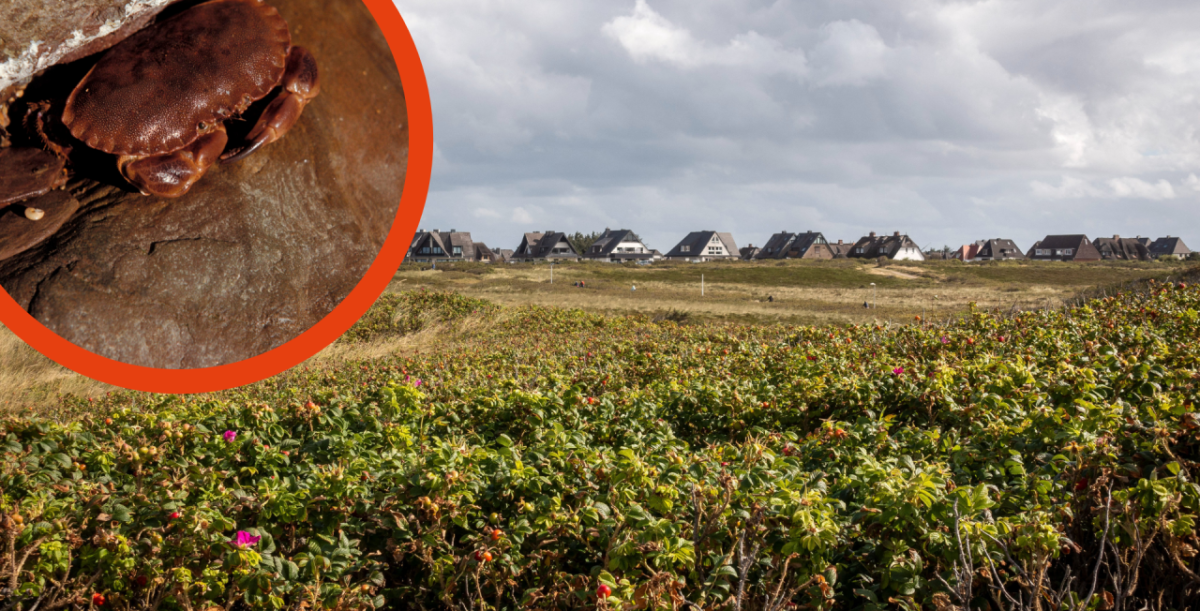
[222,46,320,163]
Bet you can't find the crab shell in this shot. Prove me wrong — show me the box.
[61,0,292,161]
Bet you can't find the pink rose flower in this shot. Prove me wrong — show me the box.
[232,531,261,548]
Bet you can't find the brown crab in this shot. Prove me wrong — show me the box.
[0,0,319,257]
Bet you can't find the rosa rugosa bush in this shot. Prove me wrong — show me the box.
[3,275,1200,609]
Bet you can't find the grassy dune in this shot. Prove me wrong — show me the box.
[394,258,1188,325]
[0,259,1191,409]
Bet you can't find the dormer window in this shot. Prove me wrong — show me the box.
[681,245,691,252]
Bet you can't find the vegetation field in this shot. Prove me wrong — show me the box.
[3,266,1200,609]
[393,259,1188,326]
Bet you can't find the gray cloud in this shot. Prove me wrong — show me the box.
[397,0,1200,253]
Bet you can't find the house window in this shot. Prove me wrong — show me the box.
[711,236,720,243]
[453,246,462,255]
[432,246,443,254]
[854,247,864,253]
[1055,248,1073,256]
[420,246,430,254]
[681,245,691,252]
[708,246,720,254]
[1035,249,1050,256]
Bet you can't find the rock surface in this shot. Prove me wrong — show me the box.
[0,0,180,137]
[0,0,408,368]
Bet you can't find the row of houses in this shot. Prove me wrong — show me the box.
[407,228,1194,264]
[937,235,1194,262]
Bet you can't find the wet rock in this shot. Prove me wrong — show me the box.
[0,0,408,368]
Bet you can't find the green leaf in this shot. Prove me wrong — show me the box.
[282,561,299,581]
[111,504,132,522]
[715,565,738,578]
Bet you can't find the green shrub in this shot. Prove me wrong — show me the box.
[4,282,1200,609]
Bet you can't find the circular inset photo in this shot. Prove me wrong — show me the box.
[0,0,427,380]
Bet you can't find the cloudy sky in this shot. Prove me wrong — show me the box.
[395,0,1200,253]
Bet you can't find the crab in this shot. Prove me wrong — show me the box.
[0,0,319,258]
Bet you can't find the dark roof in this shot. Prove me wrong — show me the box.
[512,232,579,259]
[739,245,760,260]
[409,230,476,259]
[473,242,499,262]
[1094,236,1151,261]
[1028,235,1101,261]
[975,239,1025,260]
[665,231,738,258]
[754,231,828,259]
[1148,236,1192,256]
[1033,235,1089,250]
[586,229,651,258]
[847,232,923,259]
[828,240,853,257]
[514,232,544,256]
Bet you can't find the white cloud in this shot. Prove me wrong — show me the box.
[511,207,535,224]
[1035,94,1095,168]
[399,0,1200,250]
[1108,177,1176,200]
[602,0,806,77]
[1030,176,1105,199]
[1031,175,1176,200]
[808,20,889,87]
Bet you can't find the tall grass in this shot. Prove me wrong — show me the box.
[0,325,114,411]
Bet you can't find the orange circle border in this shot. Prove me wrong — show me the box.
[0,0,432,394]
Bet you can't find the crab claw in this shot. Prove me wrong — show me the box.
[222,46,320,163]
[118,126,228,198]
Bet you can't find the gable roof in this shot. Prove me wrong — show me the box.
[409,229,476,259]
[1028,235,1101,260]
[828,240,853,258]
[754,231,829,259]
[514,231,579,259]
[1148,236,1192,256]
[975,239,1025,260]
[514,232,545,256]
[665,231,739,257]
[847,231,923,259]
[1094,236,1151,261]
[586,229,650,258]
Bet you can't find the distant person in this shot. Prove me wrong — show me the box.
[632,285,636,292]
[581,280,586,288]
[863,301,869,309]
[768,295,774,303]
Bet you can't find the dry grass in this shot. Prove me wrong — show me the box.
[1,258,1190,410]
[390,259,1137,326]
[306,313,497,363]
[0,311,493,412]
[0,324,116,411]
